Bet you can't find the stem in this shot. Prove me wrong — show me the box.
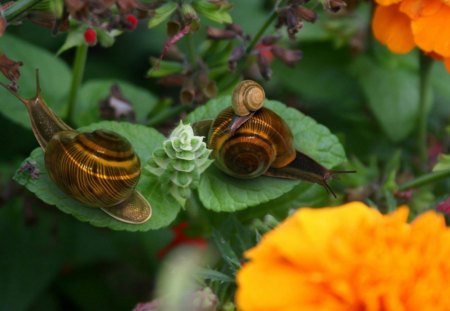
[4,0,43,23]
[417,53,433,170]
[185,32,196,64]
[66,44,88,124]
[232,0,283,74]
[223,0,284,89]
[244,10,278,55]
[398,169,450,191]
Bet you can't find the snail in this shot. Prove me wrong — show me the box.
[232,80,265,116]
[193,80,354,197]
[0,71,151,224]
[229,80,265,135]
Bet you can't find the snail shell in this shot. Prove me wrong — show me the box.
[207,107,296,179]
[44,129,151,224]
[231,80,265,116]
[0,70,151,224]
[45,130,141,208]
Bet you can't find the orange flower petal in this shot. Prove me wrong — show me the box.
[246,203,380,267]
[236,261,312,311]
[412,3,450,57]
[236,203,450,311]
[376,0,402,5]
[372,4,415,53]
[400,0,442,18]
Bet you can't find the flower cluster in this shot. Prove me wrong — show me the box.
[276,0,318,39]
[99,84,136,122]
[145,122,213,207]
[372,0,450,71]
[237,202,450,311]
[207,25,302,80]
[6,0,146,47]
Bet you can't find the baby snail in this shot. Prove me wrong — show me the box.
[193,80,354,197]
[0,71,151,224]
[229,80,265,134]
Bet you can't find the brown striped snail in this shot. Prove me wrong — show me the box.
[0,71,151,224]
[193,80,354,197]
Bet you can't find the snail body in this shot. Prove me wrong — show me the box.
[1,71,151,224]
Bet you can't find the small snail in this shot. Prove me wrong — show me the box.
[232,80,265,116]
[229,80,265,135]
[0,71,151,224]
[193,80,354,197]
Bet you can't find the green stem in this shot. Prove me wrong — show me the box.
[4,0,43,23]
[244,10,278,55]
[66,44,88,125]
[223,0,284,89]
[417,53,433,170]
[398,169,450,191]
[185,32,196,65]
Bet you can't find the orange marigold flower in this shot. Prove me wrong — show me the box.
[236,202,450,311]
[372,0,450,72]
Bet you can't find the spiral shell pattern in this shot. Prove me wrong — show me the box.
[44,129,141,208]
[208,107,296,179]
[232,80,265,116]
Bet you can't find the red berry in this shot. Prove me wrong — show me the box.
[84,28,97,45]
[126,15,138,31]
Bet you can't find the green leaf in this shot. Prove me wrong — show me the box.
[148,2,178,28]
[73,80,158,127]
[352,55,423,142]
[0,34,71,128]
[211,230,241,269]
[185,96,347,212]
[197,268,235,284]
[193,0,232,24]
[14,121,181,231]
[430,62,450,122]
[57,30,85,55]
[198,166,299,212]
[384,188,398,213]
[382,150,402,191]
[147,59,184,78]
[433,154,450,172]
[409,188,435,220]
[96,28,116,48]
[32,0,64,16]
[237,182,330,221]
